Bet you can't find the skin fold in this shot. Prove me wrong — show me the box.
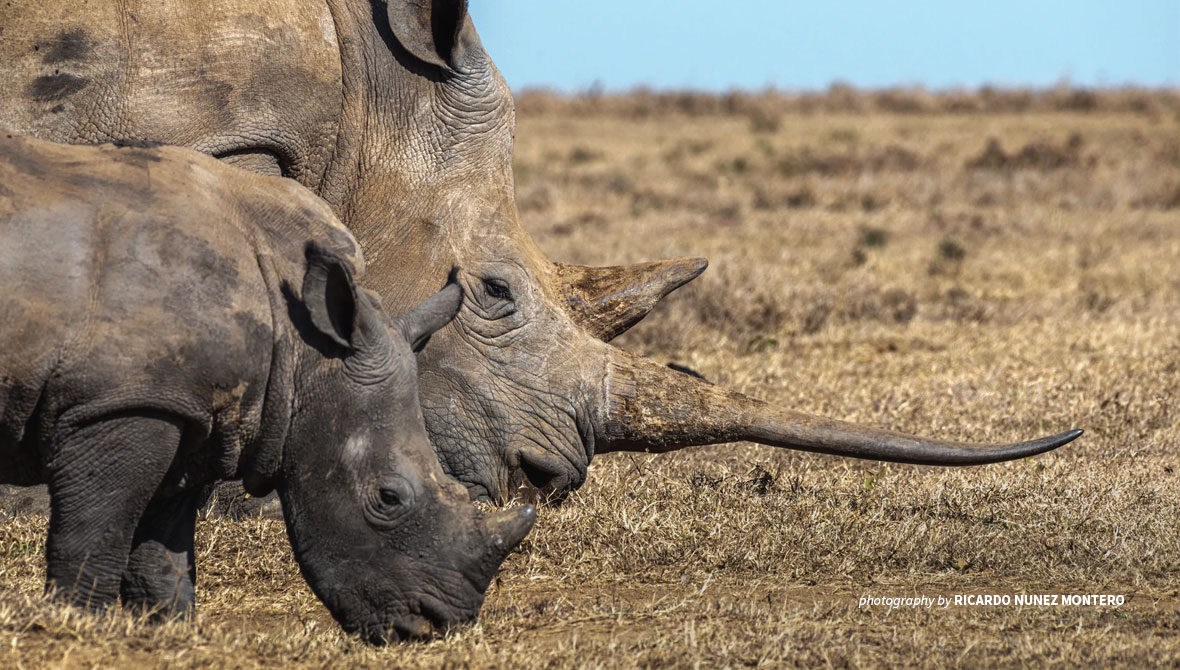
[0,1,1081,504]
[0,133,534,642]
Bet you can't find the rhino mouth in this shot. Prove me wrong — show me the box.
[361,616,431,645]
[362,596,475,645]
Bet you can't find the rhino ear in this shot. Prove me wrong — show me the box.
[395,268,464,353]
[303,243,367,349]
[387,0,476,72]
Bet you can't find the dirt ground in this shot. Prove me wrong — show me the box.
[2,88,1178,668]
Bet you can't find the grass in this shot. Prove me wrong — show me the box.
[2,87,1179,667]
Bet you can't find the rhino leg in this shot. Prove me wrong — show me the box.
[45,412,182,611]
[200,481,282,520]
[121,491,198,618]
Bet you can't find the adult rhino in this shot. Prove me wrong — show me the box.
[0,133,534,642]
[0,1,1081,503]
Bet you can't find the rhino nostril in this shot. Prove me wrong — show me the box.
[513,451,575,504]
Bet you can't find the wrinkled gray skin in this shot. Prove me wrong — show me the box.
[0,134,534,643]
[0,1,1081,505]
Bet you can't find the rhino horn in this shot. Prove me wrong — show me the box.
[596,348,1082,464]
[554,258,708,342]
[482,504,536,562]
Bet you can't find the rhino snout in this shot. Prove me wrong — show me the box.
[361,593,471,645]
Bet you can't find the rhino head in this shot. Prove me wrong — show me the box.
[340,2,1082,502]
[276,247,534,642]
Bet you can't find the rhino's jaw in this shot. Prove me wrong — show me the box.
[298,554,483,644]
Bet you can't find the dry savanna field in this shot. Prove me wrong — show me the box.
[2,88,1179,668]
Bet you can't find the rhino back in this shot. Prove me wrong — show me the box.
[0,0,342,188]
[0,134,284,487]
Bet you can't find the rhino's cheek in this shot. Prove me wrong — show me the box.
[294,559,410,632]
[418,370,589,503]
[417,383,511,502]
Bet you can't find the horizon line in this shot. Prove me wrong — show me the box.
[512,82,1180,96]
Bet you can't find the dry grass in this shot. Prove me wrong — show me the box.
[3,88,1179,667]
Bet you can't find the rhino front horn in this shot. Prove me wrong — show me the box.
[484,504,536,559]
[554,257,708,342]
[596,347,1082,464]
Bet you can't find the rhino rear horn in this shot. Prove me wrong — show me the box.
[395,269,464,353]
[387,0,475,72]
[555,258,708,341]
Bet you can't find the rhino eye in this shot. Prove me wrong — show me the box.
[377,480,414,509]
[382,483,410,504]
[366,479,416,528]
[482,277,512,301]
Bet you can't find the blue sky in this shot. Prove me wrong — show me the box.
[469,1,1179,92]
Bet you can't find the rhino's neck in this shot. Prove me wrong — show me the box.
[317,0,520,311]
[310,0,370,216]
[236,251,298,496]
[315,0,438,299]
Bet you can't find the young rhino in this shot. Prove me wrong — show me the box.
[0,133,535,643]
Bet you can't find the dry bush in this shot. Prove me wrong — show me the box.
[514,86,1180,119]
[966,134,1088,171]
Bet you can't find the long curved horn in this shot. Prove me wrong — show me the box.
[554,258,707,341]
[597,348,1081,464]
